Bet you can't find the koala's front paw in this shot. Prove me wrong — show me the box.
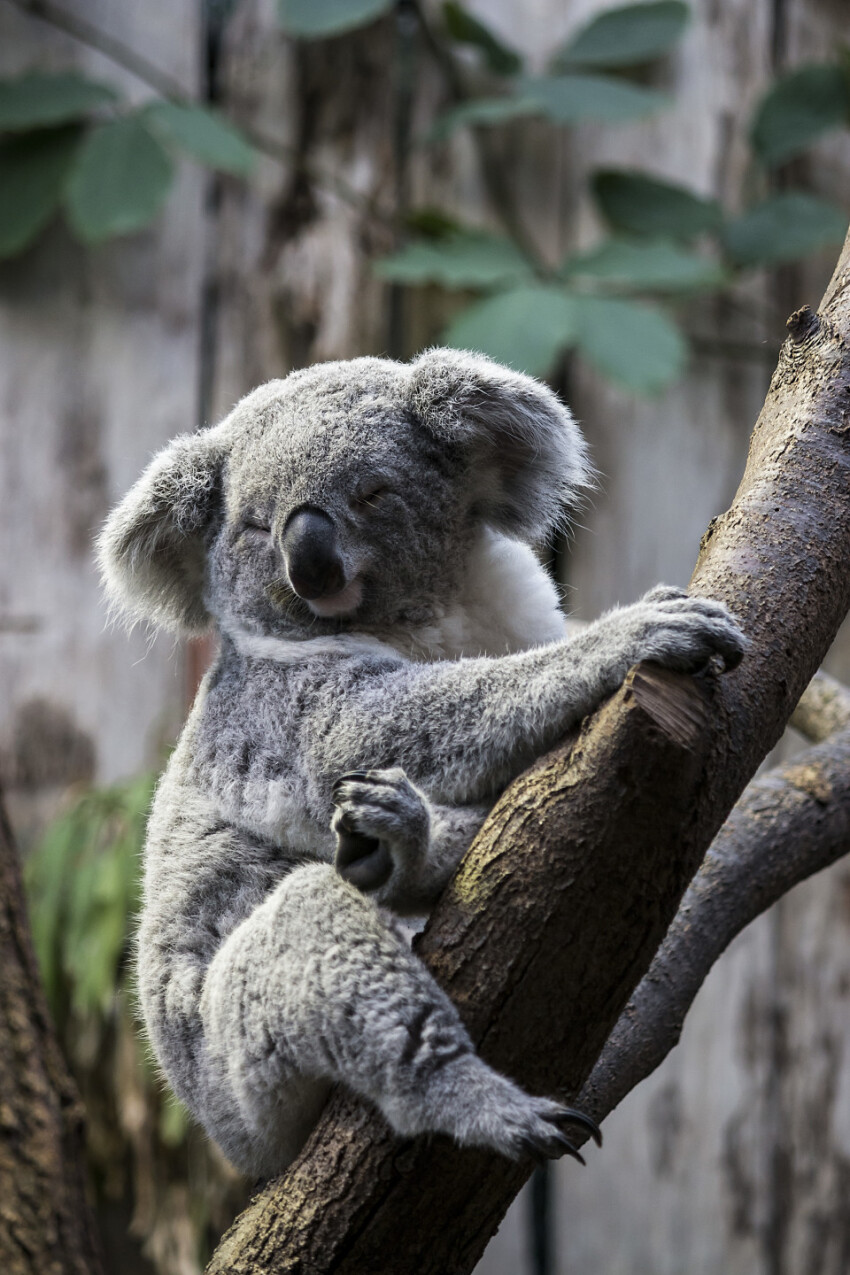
[619,585,747,676]
[332,768,430,894]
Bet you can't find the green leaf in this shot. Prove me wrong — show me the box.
[25,775,154,1021]
[278,0,392,38]
[65,114,174,242]
[722,192,847,266]
[574,295,686,391]
[592,168,722,239]
[441,285,580,376]
[24,811,78,1013]
[0,71,117,131]
[144,102,256,175]
[375,232,533,289]
[554,1,690,69]
[565,237,726,291]
[516,74,669,124]
[65,834,124,1015]
[0,126,81,258]
[426,96,538,142]
[751,64,850,167]
[442,2,522,75]
[429,74,667,140]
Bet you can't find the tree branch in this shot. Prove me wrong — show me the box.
[581,721,850,1126]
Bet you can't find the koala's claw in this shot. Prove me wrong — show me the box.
[519,1103,602,1164]
[332,771,369,793]
[553,1105,603,1147]
[520,1130,585,1167]
[512,1104,599,1166]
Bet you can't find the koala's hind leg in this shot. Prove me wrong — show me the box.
[332,768,489,913]
[200,862,597,1176]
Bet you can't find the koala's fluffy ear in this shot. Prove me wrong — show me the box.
[97,429,226,634]
[408,348,592,542]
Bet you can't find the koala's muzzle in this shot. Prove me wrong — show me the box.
[282,507,346,600]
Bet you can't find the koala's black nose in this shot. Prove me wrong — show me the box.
[282,507,346,600]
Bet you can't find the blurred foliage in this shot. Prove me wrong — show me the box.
[278,0,394,38]
[374,1,849,389]
[0,1,848,387]
[25,772,151,1019]
[24,776,246,1275]
[0,71,254,252]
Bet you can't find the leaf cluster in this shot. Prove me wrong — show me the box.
[1,1,848,398]
[24,772,200,1148]
[24,772,154,1018]
[368,1,849,391]
[0,71,256,256]
[22,772,248,1263]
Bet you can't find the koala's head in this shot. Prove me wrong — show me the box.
[98,349,590,639]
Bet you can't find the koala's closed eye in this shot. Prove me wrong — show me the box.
[351,485,391,511]
[239,515,272,540]
[240,516,272,539]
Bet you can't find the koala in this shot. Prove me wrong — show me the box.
[99,349,746,1180]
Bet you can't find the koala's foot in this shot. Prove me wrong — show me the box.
[332,767,430,894]
[389,1052,602,1165]
[471,1081,603,1166]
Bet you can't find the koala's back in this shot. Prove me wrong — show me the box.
[137,731,291,1099]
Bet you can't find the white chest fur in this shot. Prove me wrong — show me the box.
[399,528,566,661]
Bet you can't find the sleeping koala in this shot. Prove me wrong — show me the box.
[100,349,745,1179]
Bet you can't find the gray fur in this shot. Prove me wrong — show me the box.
[99,349,746,1177]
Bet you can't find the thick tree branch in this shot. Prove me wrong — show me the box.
[207,233,850,1273]
[581,722,850,1126]
[0,793,105,1275]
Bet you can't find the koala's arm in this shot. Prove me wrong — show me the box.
[306,588,746,809]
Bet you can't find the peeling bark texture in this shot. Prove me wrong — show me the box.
[582,723,850,1124]
[206,230,850,1274]
[0,793,105,1275]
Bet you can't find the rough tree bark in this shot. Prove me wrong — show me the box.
[205,233,850,1274]
[0,793,105,1275]
[583,715,850,1121]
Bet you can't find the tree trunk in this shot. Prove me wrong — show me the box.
[0,793,105,1275]
[205,233,850,1274]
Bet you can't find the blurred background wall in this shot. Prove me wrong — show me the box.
[1,1,849,1272]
